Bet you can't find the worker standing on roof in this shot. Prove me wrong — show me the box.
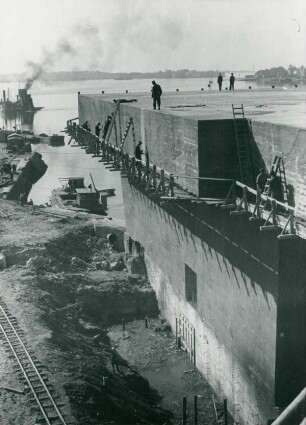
[229,73,235,91]
[151,80,162,110]
[217,73,223,91]
[256,168,268,193]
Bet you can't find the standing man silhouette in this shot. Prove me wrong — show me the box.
[217,73,223,91]
[151,80,162,110]
[95,122,101,137]
[229,73,235,91]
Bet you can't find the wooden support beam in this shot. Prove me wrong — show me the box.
[221,181,236,210]
[260,201,279,232]
[230,186,249,216]
[277,234,299,240]
[249,216,262,222]
[277,213,298,240]
[260,225,280,232]
[230,210,250,216]
[221,204,237,210]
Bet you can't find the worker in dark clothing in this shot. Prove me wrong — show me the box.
[229,73,235,91]
[82,121,90,131]
[151,80,162,110]
[269,171,284,202]
[256,168,268,193]
[217,73,223,91]
[102,117,111,139]
[95,122,101,137]
[135,141,144,161]
[145,146,150,168]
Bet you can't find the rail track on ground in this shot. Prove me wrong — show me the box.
[0,298,71,425]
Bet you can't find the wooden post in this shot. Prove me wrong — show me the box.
[122,317,125,332]
[169,174,174,197]
[130,157,136,180]
[183,396,187,425]
[137,160,142,182]
[160,169,165,195]
[193,328,196,366]
[224,399,228,425]
[152,165,157,189]
[194,395,198,425]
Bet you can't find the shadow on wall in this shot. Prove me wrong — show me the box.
[246,120,296,207]
[154,195,280,306]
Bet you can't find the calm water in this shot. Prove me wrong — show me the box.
[0,74,258,221]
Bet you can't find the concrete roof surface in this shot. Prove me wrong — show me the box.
[81,89,306,128]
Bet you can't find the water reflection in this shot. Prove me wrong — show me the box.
[30,140,124,221]
[1,110,35,132]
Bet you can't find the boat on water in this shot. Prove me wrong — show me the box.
[0,89,43,114]
[50,176,115,215]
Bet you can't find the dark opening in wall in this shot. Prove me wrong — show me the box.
[185,264,197,307]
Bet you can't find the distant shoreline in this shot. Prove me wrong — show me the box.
[0,69,249,84]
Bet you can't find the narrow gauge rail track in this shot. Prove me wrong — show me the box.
[0,299,70,425]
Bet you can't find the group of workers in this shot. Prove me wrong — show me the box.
[81,80,285,206]
[217,73,235,91]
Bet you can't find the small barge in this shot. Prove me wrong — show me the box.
[49,135,65,146]
[50,176,115,215]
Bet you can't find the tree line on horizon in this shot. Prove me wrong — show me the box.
[255,65,305,80]
[0,65,305,83]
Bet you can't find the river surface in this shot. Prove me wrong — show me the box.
[0,74,258,221]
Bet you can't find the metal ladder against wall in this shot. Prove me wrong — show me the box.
[232,104,253,186]
[120,117,136,151]
[260,156,288,208]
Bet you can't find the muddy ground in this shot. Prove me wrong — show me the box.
[0,199,229,425]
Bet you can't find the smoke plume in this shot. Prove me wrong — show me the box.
[23,8,186,88]
[25,40,77,89]
[24,23,102,89]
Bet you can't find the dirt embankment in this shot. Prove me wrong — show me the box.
[0,200,170,425]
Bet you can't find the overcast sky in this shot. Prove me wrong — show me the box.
[1,0,305,75]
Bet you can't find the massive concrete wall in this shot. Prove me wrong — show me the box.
[79,95,306,217]
[79,95,200,194]
[80,95,306,423]
[121,176,281,425]
[275,238,306,407]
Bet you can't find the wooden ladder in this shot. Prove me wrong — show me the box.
[232,104,253,186]
[120,117,136,150]
[103,101,121,145]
